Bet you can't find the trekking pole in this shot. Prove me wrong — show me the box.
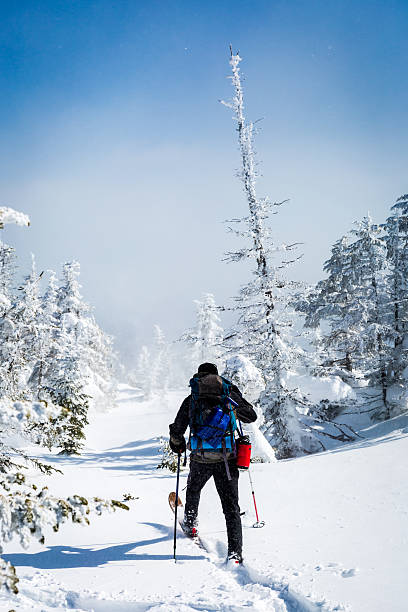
[248,467,265,528]
[173,452,182,562]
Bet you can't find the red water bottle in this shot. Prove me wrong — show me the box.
[236,435,251,469]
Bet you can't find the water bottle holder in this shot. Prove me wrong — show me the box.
[236,437,251,469]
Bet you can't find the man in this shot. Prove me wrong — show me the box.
[169,362,257,564]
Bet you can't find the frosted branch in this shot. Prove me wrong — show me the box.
[0,207,30,229]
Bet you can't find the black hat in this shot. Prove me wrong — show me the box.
[198,362,218,375]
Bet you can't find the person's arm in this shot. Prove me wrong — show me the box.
[169,396,190,453]
[230,385,257,423]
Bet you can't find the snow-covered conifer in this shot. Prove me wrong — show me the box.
[0,242,15,314]
[56,261,118,411]
[222,51,316,458]
[28,271,60,402]
[0,209,30,398]
[194,294,224,363]
[58,261,88,321]
[150,325,169,394]
[132,345,152,396]
[83,314,118,410]
[47,333,90,455]
[347,216,393,414]
[0,207,30,229]
[12,255,43,395]
[0,243,17,398]
[182,293,224,367]
[0,397,128,591]
[301,234,360,378]
[382,194,408,413]
[0,209,128,590]
[222,354,264,404]
[300,214,396,418]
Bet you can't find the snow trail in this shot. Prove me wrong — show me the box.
[2,385,406,610]
[1,387,292,611]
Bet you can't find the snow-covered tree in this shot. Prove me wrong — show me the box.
[0,209,128,592]
[382,194,408,414]
[55,261,118,412]
[49,362,89,454]
[299,213,398,419]
[0,242,15,315]
[347,216,393,415]
[11,256,44,395]
[221,50,321,458]
[28,270,60,402]
[182,293,224,367]
[129,344,154,396]
[150,324,169,394]
[0,209,30,399]
[57,261,88,321]
[222,354,264,405]
[0,397,128,592]
[81,313,118,411]
[301,234,360,378]
[0,207,30,229]
[129,326,169,398]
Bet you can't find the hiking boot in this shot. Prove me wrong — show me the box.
[227,551,243,565]
[181,520,198,538]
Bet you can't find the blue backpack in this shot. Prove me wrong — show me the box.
[188,373,238,454]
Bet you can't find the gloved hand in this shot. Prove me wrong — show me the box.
[169,436,186,455]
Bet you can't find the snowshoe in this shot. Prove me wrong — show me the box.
[180,520,198,538]
[227,551,243,565]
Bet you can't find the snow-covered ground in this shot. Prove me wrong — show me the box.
[2,385,407,611]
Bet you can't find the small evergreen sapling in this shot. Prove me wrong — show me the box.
[48,346,90,455]
[157,437,181,472]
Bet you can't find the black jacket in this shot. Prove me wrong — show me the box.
[169,376,257,449]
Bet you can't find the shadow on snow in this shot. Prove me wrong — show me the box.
[3,523,204,569]
[36,438,174,474]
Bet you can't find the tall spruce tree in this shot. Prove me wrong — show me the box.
[222,51,324,458]
[347,216,392,416]
[48,262,91,453]
[302,234,360,378]
[382,194,408,413]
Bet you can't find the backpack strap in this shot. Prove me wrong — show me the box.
[222,438,232,481]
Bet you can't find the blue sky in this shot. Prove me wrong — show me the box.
[1,0,407,362]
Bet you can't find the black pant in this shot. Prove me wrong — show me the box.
[184,459,242,556]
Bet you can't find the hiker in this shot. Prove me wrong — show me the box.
[169,362,257,564]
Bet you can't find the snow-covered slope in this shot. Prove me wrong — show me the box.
[2,385,407,611]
